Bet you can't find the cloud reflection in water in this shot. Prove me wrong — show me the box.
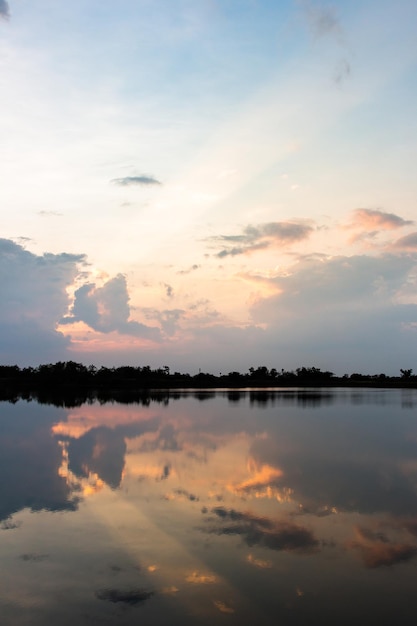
[2,390,417,625]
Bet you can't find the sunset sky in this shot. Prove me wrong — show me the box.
[1,0,416,374]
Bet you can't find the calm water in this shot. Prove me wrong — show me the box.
[1,388,417,625]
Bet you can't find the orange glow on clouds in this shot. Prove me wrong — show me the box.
[213,600,235,614]
[240,458,283,488]
[57,441,105,497]
[62,323,157,352]
[246,554,272,569]
[52,404,155,438]
[186,571,218,584]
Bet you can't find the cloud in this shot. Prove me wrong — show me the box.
[38,210,63,217]
[0,401,79,521]
[203,506,318,554]
[144,308,185,336]
[185,571,217,584]
[304,2,341,39]
[252,253,416,318]
[246,554,272,569]
[19,553,49,562]
[110,175,161,186]
[348,526,417,568]
[232,462,283,495]
[173,488,199,502]
[393,232,417,250]
[333,58,351,84]
[213,600,235,614]
[0,1,9,20]
[1,519,22,530]
[350,208,413,232]
[63,274,161,340]
[163,283,174,298]
[210,221,314,258]
[250,252,417,373]
[301,1,353,85]
[138,424,181,453]
[177,264,200,275]
[95,588,155,605]
[67,426,127,489]
[0,238,85,364]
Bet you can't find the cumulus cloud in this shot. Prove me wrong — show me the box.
[210,221,314,258]
[111,175,161,186]
[0,1,10,19]
[0,238,85,364]
[63,274,161,340]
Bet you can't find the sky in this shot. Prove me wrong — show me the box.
[1,0,417,375]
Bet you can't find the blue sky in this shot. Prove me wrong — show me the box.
[1,0,417,374]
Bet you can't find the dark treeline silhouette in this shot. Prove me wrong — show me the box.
[0,362,416,395]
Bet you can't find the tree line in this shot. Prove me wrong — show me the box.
[0,361,415,389]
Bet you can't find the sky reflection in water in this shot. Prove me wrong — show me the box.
[1,389,417,625]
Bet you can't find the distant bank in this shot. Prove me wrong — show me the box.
[1,362,416,391]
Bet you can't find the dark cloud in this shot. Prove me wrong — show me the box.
[111,175,161,186]
[160,463,171,480]
[62,274,161,340]
[203,506,318,554]
[348,526,417,568]
[0,238,85,364]
[95,588,155,605]
[1,519,22,530]
[211,222,313,258]
[0,401,79,522]
[65,418,160,489]
[393,232,417,250]
[19,553,49,562]
[0,1,10,19]
[174,488,199,502]
[67,427,126,489]
[163,283,174,298]
[400,518,417,538]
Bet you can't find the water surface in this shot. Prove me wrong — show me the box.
[1,388,417,625]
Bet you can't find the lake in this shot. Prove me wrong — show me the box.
[1,388,417,625]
